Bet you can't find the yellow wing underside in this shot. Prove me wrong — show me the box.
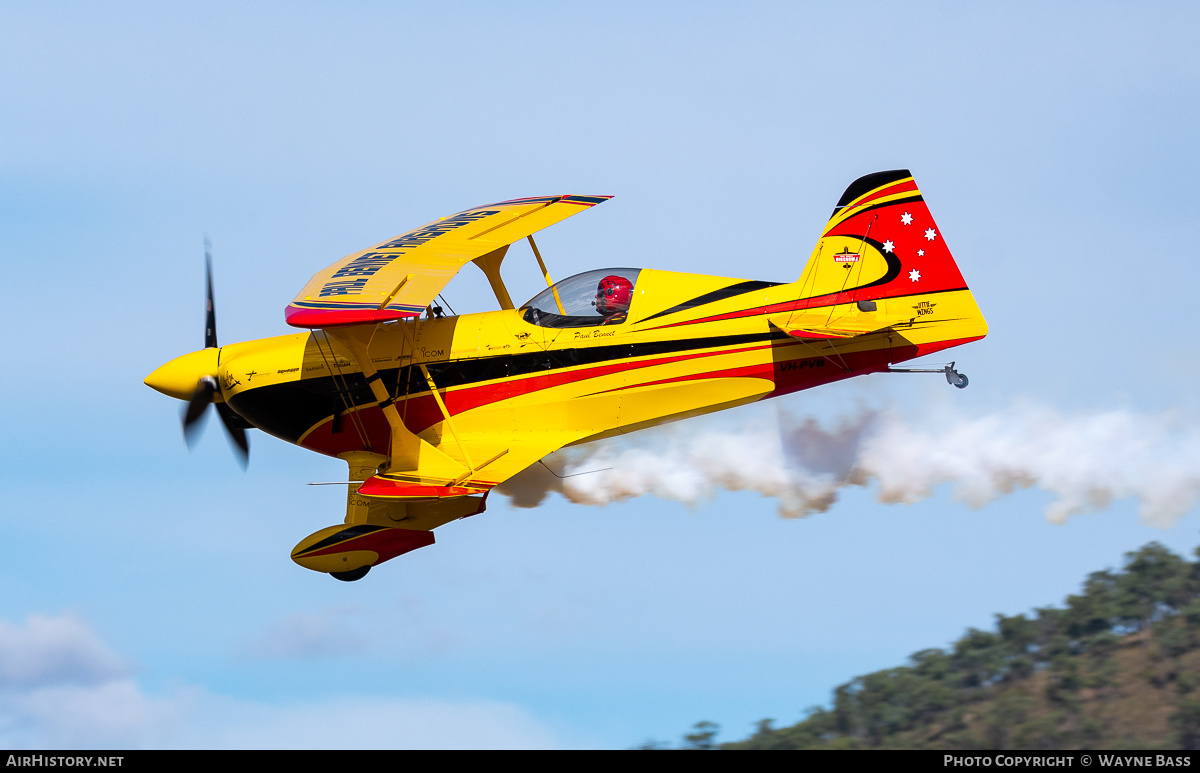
[285,195,610,328]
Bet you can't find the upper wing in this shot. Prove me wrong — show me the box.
[285,195,611,328]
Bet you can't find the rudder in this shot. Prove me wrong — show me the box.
[781,170,987,352]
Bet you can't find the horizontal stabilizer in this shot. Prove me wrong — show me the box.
[768,312,897,341]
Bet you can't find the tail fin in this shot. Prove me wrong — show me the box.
[780,170,987,352]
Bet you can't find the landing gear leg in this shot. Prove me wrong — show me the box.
[887,360,970,388]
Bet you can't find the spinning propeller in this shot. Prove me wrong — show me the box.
[145,241,250,466]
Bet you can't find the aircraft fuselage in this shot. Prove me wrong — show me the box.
[214,266,983,466]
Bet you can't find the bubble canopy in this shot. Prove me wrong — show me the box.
[520,268,641,328]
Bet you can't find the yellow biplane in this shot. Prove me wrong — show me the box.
[145,170,987,581]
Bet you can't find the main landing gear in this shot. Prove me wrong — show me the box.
[330,566,371,582]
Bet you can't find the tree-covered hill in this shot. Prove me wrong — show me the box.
[670,542,1200,750]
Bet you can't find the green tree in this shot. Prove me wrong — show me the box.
[682,721,720,750]
[696,540,1200,751]
[1117,543,1193,630]
[1172,697,1200,749]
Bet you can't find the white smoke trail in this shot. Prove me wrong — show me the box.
[495,405,1200,527]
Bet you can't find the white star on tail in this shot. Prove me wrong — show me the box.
[882,240,894,253]
[925,228,937,241]
[917,249,925,256]
[901,212,913,225]
[909,269,921,282]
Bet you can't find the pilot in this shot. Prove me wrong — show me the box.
[594,275,633,325]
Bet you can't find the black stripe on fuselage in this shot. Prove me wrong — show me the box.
[228,329,793,442]
[296,524,389,556]
[634,280,782,324]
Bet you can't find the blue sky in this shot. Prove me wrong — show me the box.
[4,1,1200,748]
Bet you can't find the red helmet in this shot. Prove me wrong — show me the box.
[595,275,633,315]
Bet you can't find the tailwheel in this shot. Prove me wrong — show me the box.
[330,566,370,582]
[946,369,969,389]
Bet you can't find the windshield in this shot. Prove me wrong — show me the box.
[521,268,641,328]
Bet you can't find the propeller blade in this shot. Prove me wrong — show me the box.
[216,402,250,468]
[176,240,251,466]
[182,376,218,447]
[204,237,218,350]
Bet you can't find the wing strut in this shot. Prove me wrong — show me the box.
[413,350,510,484]
[528,235,566,314]
[327,323,513,494]
[471,245,514,310]
[325,325,467,480]
[417,362,475,471]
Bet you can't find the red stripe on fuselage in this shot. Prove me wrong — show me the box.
[293,334,980,459]
[640,287,969,333]
[297,340,786,456]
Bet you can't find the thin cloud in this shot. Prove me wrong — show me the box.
[243,608,369,660]
[0,613,128,689]
[0,613,565,749]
